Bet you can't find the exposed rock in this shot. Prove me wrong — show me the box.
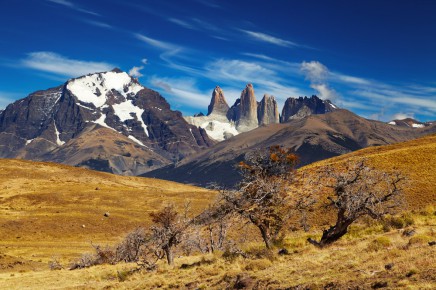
[0,69,215,175]
[257,94,279,125]
[384,263,394,270]
[207,86,229,116]
[281,95,337,122]
[236,84,258,132]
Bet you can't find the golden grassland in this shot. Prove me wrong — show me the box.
[302,133,436,211]
[0,210,434,289]
[0,134,435,289]
[0,159,213,265]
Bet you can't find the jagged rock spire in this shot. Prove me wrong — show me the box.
[258,94,279,125]
[207,86,229,116]
[237,84,258,132]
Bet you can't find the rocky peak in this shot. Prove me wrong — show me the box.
[281,95,337,122]
[237,84,258,132]
[258,94,279,125]
[207,86,229,116]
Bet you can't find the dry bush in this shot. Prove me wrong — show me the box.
[48,256,63,270]
[367,236,392,252]
[307,159,405,247]
[116,227,148,262]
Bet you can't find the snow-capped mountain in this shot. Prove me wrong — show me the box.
[0,69,214,175]
[185,85,337,141]
[388,118,432,128]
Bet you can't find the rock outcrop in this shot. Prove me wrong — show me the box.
[207,86,229,116]
[0,69,215,175]
[236,84,258,132]
[281,95,337,122]
[257,94,279,125]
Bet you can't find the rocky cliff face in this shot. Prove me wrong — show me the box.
[281,95,337,122]
[0,69,214,174]
[235,84,258,132]
[257,94,279,125]
[207,86,229,116]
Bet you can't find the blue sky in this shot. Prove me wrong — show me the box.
[1,0,436,121]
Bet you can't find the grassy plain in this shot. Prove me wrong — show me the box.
[0,134,435,289]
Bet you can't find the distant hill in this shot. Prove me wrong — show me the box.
[302,133,436,210]
[145,109,436,187]
[0,159,213,266]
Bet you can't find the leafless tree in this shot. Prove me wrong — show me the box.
[115,227,148,262]
[217,146,300,249]
[149,204,188,265]
[307,159,405,247]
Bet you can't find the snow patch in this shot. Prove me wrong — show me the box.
[76,103,94,110]
[388,121,396,125]
[189,128,196,141]
[184,115,239,141]
[26,139,34,145]
[128,135,145,146]
[112,100,149,136]
[412,123,424,128]
[67,71,143,108]
[200,120,239,141]
[54,122,65,146]
[93,114,116,131]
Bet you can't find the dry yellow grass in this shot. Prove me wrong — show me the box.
[0,159,214,267]
[302,133,436,210]
[0,212,434,289]
[0,134,435,289]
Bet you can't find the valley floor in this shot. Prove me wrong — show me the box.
[1,211,434,289]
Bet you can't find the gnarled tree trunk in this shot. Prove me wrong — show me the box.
[163,246,174,265]
[308,210,354,248]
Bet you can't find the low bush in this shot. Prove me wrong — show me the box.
[367,236,392,252]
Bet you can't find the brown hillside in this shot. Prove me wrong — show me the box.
[302,133,436,211]
[0,159,213,265]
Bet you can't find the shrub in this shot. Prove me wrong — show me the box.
[367,236,392,252]
[48,256,63,270]
[244,258,272,271]
[383,214,414,231]
[408,235,432,246]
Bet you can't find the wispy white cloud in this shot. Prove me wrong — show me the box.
[129,58,148,78]
[391,112,415,120]
[168,18,196,30]
[129,66,144,78]
[135,33,177,50]
[21,51,114,78]
[240,29,299,48]
[149,76,210,109]
[193,0,221,9]
[46,0,99,16]
[82,19,112,29]
[300,61,339,101]
[0,92,23,110]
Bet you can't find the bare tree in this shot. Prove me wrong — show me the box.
[149,204,187,265]
[307,159,405,247]
[218,146,299,249]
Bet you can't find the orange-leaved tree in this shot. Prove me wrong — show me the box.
[219,145,300,249]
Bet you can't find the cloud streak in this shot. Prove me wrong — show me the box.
[21,51,115,78]
[240,30,299,48]
[46,0,99,16]
[135,33,177,50]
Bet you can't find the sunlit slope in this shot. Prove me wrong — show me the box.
[302,134,436,210]
[0,159,213,263]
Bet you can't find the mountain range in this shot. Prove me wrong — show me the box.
[1,69,434,182]
[0,69,214,175]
